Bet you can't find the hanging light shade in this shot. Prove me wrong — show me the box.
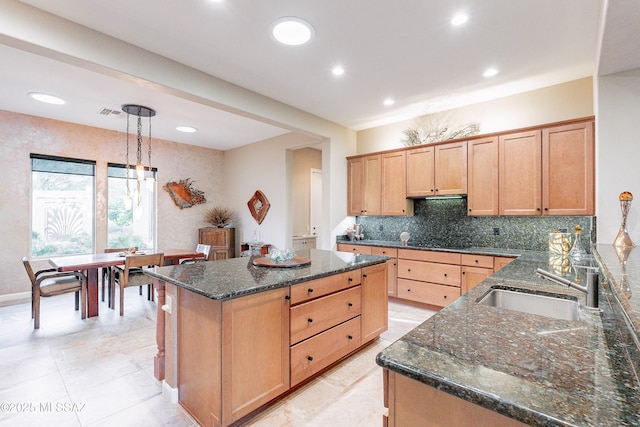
[122,104,156,206]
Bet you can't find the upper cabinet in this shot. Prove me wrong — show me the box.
[348,154,381,216]
[348,117,594,218]
[543,121,594,216]
[348,151,412,216]
[467,137,499,216]
[406,141,467,197]
[496,119,594,216]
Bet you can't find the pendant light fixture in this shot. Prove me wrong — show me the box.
[122,104,156,207]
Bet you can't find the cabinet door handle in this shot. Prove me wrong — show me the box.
[444,295,448,299]
[308,318,313,323]
[407,289,411,292]
[285,295,291,300]
[347,335,353,340]
[444,273,448,277]
[462,271,466,275]
[348,302,353,307]
[536,207,541,211]
[544,207,549,211]
[308,288,314,293]
[407,268,411,272]
[307,356,313,361]
[363,274,368,278]
[469,208,472,211]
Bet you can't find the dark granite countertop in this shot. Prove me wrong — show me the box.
[376,247,640,426]
[336,238,524,258]
[143,249,387,300]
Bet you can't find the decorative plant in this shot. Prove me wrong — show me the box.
[205,205,236,228]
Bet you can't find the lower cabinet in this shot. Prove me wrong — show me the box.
[371,246,398,297]
[460,254,494,294]
[176,263,388,427]
[384,370,528,427]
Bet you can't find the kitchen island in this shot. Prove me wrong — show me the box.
[143,249,389,427]
[376,245,640,426]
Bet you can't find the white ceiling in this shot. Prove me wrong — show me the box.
[0,0,623,151]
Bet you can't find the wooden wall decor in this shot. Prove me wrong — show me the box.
[248,190,270,224]
[163,178,206,209]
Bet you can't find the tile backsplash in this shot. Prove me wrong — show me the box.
[353,198,595,251]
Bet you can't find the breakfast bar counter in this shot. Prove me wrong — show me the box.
[376,247,640,426]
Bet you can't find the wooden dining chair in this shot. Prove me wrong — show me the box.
[21,257,87,329]
[180,244,211,264]
[102,247,135,307]
[111,253,164,316]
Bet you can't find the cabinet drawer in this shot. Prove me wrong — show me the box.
[337,244,372,255]
[290,286,361,345]
[398,249,461,265]
[290,317,362,386]
[290,270,361,305]
[461,254,494,269]
[397,259,460,287]
[371,247,398,258]
[397,279,460,307]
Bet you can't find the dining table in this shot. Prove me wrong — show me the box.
[49,248,205,317]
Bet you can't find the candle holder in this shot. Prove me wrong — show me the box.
[614,191,635,248]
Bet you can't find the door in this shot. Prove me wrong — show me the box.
[310,168,322,241]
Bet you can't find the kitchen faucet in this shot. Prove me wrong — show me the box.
[535,267,599,309]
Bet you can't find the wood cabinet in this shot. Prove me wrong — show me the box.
[494,256,516,272]
[543,121,595,215]
[289,264,386,386]
[337,243,372,254]
[371,246,398,297]
[498,119,595,216]
[467,137,499,216]
[499,130,542,216]
[347,155,381,216]
[199,227,235,260]
[397,249,462,308]
[381,151,413,216]
[384,370,528,427]
[178,286,289,427]
[361,263,389,343]
[406,141,467,197]
[460,254,494,294]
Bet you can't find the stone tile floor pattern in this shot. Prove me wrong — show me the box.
[0,288,435,426]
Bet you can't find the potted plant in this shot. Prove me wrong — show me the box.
[205,206,236,228]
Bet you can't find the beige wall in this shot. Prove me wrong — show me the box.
[0,110,224,300]
[291,148,322,237]
[356,77,594,154]
[595,68,640,244]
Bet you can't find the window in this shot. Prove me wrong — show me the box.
[31,154,96,257]
[107,164,157,251]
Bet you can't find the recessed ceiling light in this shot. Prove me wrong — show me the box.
[451,13,468,26]
[332,65,345,76]
[28,92,65,105]
[176,126,198,133]
[271,17,314,45]
[383,98,395,106]
[483,67,499,78]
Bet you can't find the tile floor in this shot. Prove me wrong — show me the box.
[0,288,435,427]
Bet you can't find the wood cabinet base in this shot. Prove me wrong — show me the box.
[384,370,528,427]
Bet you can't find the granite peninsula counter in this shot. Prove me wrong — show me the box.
[376,246,640,426]
[144,249,389,427]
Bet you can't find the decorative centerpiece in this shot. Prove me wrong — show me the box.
[400,231,410,246]
[614,191,635,248]
[252,248,311,268]
[569,225,587,262]
[205,205,236,228]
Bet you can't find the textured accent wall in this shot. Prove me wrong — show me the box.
[354,198,594,251]
[0,110,225,298]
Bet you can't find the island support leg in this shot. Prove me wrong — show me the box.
[154,278,166,381]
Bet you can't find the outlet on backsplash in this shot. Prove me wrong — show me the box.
[379,224,384,231]
[493,227,500,236]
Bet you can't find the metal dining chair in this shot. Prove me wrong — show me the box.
[21,257,87,329]
[110,253,164,316]
[180,244,211,264]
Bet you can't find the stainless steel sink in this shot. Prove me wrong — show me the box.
[476,288,581,321]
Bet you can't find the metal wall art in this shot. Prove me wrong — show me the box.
[248,190,270,224]
[163,178,206,209]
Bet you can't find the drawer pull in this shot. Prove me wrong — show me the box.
[348,302,353,307]
[308,288,314,293]
[363,274,367,278]
[285,295,291,300]
[348,335,353,340]
[308,318,313,323]
[444,273,448,277]
[307,356,313,361]
[475,259,479,263]
[407,268,411,272]
[443,295,448,299]
[407,289,411,292]
[348,277,353,282]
